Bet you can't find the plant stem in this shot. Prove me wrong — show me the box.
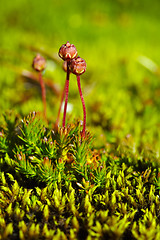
[77,75,86,138]
[39,72,47,121]
[62,62,70,128]
[55,81,66,128]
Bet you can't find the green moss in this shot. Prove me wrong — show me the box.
[0,112,160,239]
[0,1,160,239]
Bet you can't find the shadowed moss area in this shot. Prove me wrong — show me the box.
[1,0,160,239]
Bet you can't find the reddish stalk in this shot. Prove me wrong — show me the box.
[55,80,66,128]
[39,72,47,121]
[77,75,86,138]
[32,54,47,121]
[62,62,70,128]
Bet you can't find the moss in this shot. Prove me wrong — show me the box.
[0,111,160,239]
[0,2,160,238]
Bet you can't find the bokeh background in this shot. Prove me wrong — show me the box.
[0,0,160,150]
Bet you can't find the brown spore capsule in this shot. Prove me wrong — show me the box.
[32,54,46,72]
[58,41,78,61]
[69,57,86,75]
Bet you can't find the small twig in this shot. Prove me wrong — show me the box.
[22,69,60,96]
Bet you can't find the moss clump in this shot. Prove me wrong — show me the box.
[0,111,159,239]
[1,171,160,240]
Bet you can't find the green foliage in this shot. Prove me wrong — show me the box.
[0,112,160,239]
[0,112,93,187]
[0,166,160,239]
[0,1,160,239]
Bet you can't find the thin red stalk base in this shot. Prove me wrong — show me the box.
[77,75,86,138]
[39,72,47,121]
[62,62,70,128]
[55,81,66,129]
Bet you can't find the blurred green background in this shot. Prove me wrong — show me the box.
[0,0,160,152]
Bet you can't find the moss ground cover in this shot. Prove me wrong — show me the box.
[0,112,160,239]
[0,0,160,239]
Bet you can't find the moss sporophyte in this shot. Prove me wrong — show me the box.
[32,54,47,121]
[56,41,87,138]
